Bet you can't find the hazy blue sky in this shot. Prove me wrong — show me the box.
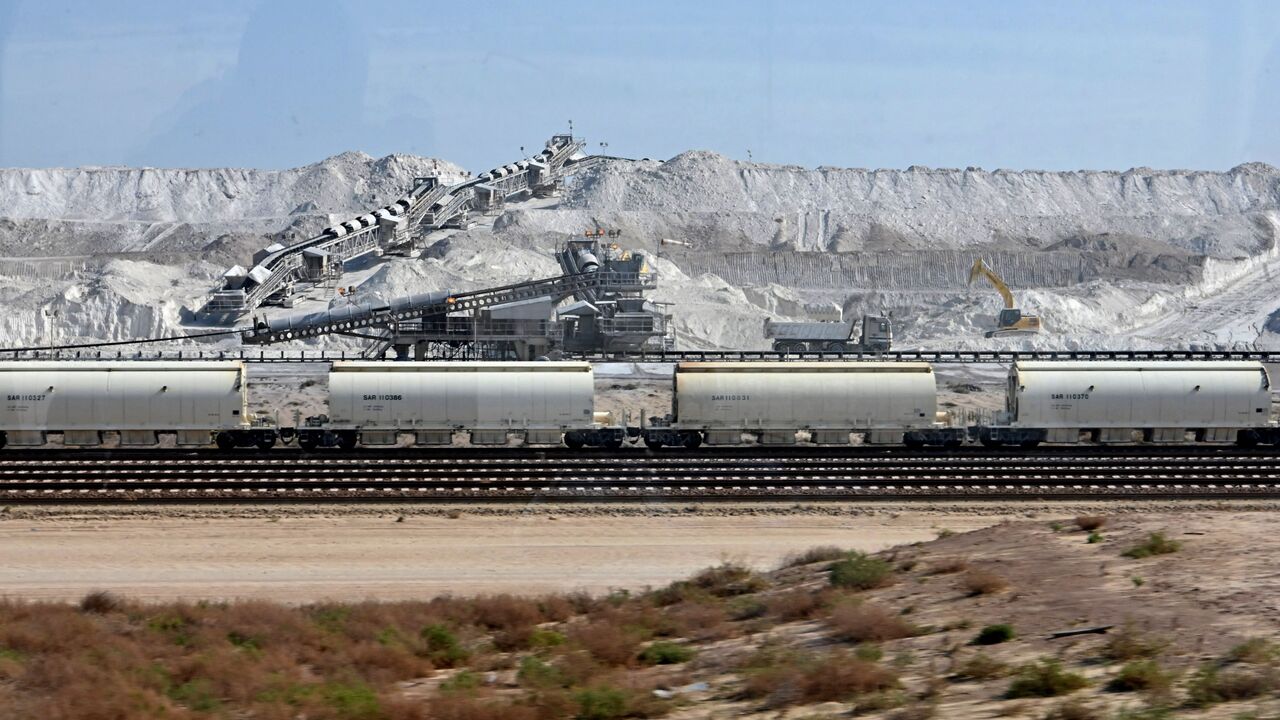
[1,0,1277,171]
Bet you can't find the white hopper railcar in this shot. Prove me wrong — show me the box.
[641,361,963,448]
[0,361,273,449]
[307,361,625,449]
[977,360,1274,447]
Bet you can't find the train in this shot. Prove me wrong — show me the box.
[0,359,1274,450]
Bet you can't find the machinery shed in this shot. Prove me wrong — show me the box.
[0,361,248,446]
[1009,361,1271,442]
[673,361,938,444]
[328,361,596,445]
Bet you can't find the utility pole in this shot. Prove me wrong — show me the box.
[44,308,59,356]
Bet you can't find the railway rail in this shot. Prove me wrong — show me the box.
[6,349,1280,364]
[3,447,1280,503]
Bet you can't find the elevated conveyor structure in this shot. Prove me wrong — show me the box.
[205,135,614,319]
[240,240,669,360]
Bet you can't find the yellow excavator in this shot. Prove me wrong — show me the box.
[967,258,1042,337]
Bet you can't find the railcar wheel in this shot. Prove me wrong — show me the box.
[1019,439,1041,449]
[978,431,1003,449]
[563,433,585,450]
[603,435,625,450]
[644,438,664,450]
[680,432,703,449]
[1236,430,1261,448]
[215,432,236,450]
[298,436,319,451]
[944,436,963,449]
[903,433,926,449]
[0,432,7,450]
[256,436,276,451]
[337,432,358,450]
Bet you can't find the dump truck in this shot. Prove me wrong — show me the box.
[763,315,892,353]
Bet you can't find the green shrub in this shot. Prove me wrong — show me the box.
[420,624,468,667]
[639,641,695,665]
[517,656,567,689]
[1106,659,1175,693]
[973,624,1015,645]
[1086,531,1103,544]
[574,685,630,720]
[320,681,381,720]
[830,552,894,590]
[1122,532,1181,559]
[855,644,884,662]
[1005,658,1088,698]
[169,679,221,712]
[529,628,566,649]
[439,670,481,693]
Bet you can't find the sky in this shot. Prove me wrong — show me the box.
[0,0,1277,172]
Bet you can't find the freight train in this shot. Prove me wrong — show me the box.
[0,359,1273,450]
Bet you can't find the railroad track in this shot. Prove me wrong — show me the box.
[1,448,1280,502]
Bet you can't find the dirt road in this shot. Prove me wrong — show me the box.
[0,505,1014,603]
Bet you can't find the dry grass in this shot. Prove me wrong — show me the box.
[1186,663,1279,707]
[961,568,1010,596]
[1106,659,1176,694]
[952,653,1010,681]
[766,588,828,621]
[1006,658,1089,698]
[1042,698,1104,720]
[827,603,918,643]
[926,557,969,575]
[1099,624,1167,662]
[779,545,848,568]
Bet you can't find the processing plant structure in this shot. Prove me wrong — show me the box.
[241,238,672,360]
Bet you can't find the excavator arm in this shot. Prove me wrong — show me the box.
[967,258,1015,309]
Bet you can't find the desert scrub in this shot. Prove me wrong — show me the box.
[952,653,1009,681]
[962,568,1010,596]
[1106,659,1176,694]
[927,557,969,575]
[739,648,899,709]
[1042,698,1104,720]
[1100,624,1167,662]
[653,562,767,604]
[1075,516,1106,531]
[1185,663,1279,707]
[780,545,848,568]
[1122,532,1181,559]
[638,640,694,665]
[420,624,468,667]
[972,623,1015,645]
[1005,658,1088,698]
[1226,637,1279,664]
[827,603,917,643]
[829,551,894,590]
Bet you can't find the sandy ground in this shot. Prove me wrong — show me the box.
[3,502,1276,605]
[0,505,1024,603]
